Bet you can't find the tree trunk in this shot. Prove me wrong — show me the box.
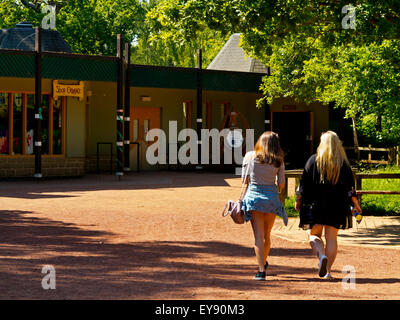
[352,117,360,161]
[376,114,382,132]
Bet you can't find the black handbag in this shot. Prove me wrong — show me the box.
[299,203,316,230]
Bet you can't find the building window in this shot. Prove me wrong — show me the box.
[42,94,50,155]
[52,98,62,155]
[0,93,9,155]
[183,101,192,130]
[0,92,65,156]
[204,102,211,129]
[26,94,35,155]
[13,93,23,155]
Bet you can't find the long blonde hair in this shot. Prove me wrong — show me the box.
[254,131,284,168]
[316,131,349,185]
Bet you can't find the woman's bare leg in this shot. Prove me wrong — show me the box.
[251,211,266,272]
[309,225,325,259]
[324,226,339,273]
[263,213,276,265]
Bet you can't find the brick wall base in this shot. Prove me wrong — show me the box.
[0,157,85,178]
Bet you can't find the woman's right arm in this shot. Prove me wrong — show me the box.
[344,163,362,214]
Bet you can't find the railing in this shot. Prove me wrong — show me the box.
[344,145,400,165]
[282,170,400,204]
[354,173,400,201]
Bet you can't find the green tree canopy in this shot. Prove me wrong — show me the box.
[0,0,145,55]
[0,0,227,67]
[149,0,400,145]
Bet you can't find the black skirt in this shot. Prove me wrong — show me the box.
[299,202,353,230]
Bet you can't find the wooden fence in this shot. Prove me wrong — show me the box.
[282,170,400,203]
[344,145,400,165]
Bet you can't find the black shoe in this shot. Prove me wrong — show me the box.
[254,271,266,281]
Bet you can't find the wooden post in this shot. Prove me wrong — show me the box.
[34,27,42,179]
[352,117,360,161]
[123,43,131,173]
[264,100,271,131]
[388,147,393,164]
[339,105,345,139]
[265,68,272,132]
[196,49,203,170]
[116,34,124,177]
[368,144,372,162]
[356,175,362,191]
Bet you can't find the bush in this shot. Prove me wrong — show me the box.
[284,197,299,217]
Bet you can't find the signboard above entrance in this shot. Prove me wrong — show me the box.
[53,80,84,101]
[283,105,297,111]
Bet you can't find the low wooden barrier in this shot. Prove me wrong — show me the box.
[344,145,400,165]
[356,190,400,195]
[282,170,400,204]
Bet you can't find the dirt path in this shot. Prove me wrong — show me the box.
[0,173,399,300]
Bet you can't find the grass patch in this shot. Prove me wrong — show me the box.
[284,197,299,217]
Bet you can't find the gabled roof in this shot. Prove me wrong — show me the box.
[0,22,72,53]
[207,33,267,73]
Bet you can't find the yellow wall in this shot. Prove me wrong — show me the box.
[66,96,86,157]
[85,81,116,156]
[1,77,329,170]
[0,77,52,93]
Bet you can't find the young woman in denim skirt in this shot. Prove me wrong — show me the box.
[242,131,288,281]
[295,131,362,279]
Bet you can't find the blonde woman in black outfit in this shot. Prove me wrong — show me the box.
[295,131,362,279]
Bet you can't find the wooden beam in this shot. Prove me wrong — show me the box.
[196,49,203,170]
[22,94,26,155]
[49,95,53,155]
[357,190,400,195]
[116,34,124,177]
[124,43,131,172]
[8,93,13,155]
[264,100,271,131]
[34,27,42,178]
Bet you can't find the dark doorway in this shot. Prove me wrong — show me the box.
[272,112,312,169]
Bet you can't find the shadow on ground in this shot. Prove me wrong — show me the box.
[0,172,237,200]
[338,216,400,246]
[0,209,352,299]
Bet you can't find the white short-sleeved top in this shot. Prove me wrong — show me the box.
[242,151,285,186]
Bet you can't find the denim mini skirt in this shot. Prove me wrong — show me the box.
[242,184,288,226]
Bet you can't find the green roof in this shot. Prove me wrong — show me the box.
[0,51,35,78]
[0,50,264,93]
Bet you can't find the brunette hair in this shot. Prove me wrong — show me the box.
[254,131,284,168]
